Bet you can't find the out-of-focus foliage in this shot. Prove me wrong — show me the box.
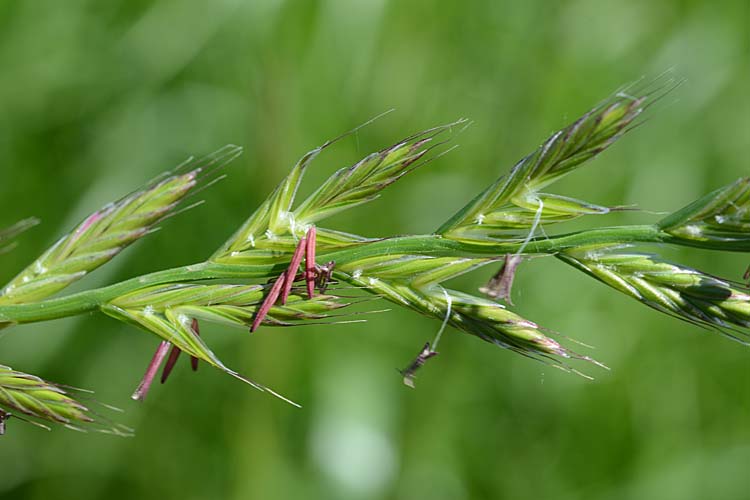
[1,1,749,499]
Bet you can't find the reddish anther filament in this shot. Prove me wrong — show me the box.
[132,340,170,401]
[305,226,317,299]
[281,237,307,305]
[251,226,328,331]
[138,226,332,396]
[250,273,286,332]
[160,345,182,384]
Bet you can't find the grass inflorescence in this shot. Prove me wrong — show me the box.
[3,75,749,434]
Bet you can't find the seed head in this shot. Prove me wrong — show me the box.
[659,177,750,251]
[560,249,750,343]
[0,365,132,435]
[0,146,242,305]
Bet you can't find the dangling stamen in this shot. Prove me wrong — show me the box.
[160,345,182,383]
[132,340,170,401]
[281,237,307,304]
[305,226,317,298]
[251,274,286,332]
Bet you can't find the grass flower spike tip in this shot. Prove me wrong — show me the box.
[0,146,241,306]
[5,74,750,435]
[559,249,750,343]
[0,365,132,435]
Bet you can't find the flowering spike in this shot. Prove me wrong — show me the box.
[559,248,750,342]
[343,269,594,367]
[292,121,464,226]
[213,142,325,258]
[658,178,750,251]
[1,146,242,305]
[336,253,492,287]
[105,284,354,332]
[0,365,131,435]
[436,84,662,242]
[19,75,750,420]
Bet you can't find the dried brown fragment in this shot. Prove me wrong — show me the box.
[0,409,9,435]
[479,254,522,305]
[400,342,438,388]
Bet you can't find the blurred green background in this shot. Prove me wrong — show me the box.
[1,1,749,499]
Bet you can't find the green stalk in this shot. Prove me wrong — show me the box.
[325,224,666,263]
[0,262,279,323]
[10,79,750,430]
[0,224,669,324]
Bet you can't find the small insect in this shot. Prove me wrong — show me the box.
[251,226,335,332]
[314,261,336,293]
